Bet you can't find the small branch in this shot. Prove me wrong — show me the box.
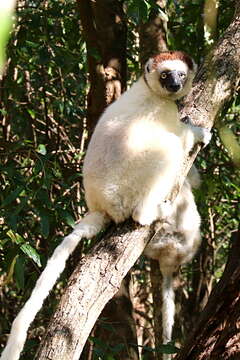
[149,259,163,360]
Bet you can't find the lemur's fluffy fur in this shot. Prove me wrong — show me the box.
[1,51,211,360]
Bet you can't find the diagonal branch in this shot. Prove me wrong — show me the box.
[181,1,240,128]
[171,0,240,200]
[35,221,156,360]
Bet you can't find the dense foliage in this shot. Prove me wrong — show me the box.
[0,0,239,359]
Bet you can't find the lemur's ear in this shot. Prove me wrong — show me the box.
[145,58,154,74]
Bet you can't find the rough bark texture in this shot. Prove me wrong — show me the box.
[36,2,240,359]
[77,0,127,135]
[175,228,240,360]
[139,0,168,66]
[181,2,240,128]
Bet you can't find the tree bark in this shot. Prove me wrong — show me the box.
[181,1,240,128]
[139,0,168,66]
[149,260,163,360]
[36,1,240,359]
[77,0,127,135]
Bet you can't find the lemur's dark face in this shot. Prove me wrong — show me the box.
[144,54,196,100]
[159,69,187,93]
[153,59,190,98]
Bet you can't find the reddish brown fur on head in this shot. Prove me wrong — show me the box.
[151,51,195,71]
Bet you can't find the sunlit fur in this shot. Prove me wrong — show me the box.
[83,51,209,226]
[1,51,211,360]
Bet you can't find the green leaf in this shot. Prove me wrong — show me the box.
[7,230,41,267]
[58,209,75,228]
[39,212,50,238]
[26,40,39,48]
[155,343,180,355]
[2,186,25,207]
[20,243,41,267]
[3,255,18,285]
[33,160,43,175]
[106,356,116,360]
[27,109,36,119]
[7,229,25,244]
[36,190,52,208]
[15,255,25,289]
[37,144,47,155]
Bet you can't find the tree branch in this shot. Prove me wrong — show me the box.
[35,221,157,360]
[181,1,240,128]
[171,0,240,200]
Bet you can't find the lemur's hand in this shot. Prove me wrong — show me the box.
[201,128,212,147]
[182,116,212,148]
[193,127,212,147]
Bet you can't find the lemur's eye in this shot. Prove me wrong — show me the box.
[160,72,167,79]
[180,72,186,79]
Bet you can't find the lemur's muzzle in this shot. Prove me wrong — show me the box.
[162,70,182,93]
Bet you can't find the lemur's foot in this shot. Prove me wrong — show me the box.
[133,200,172,226]
[158,200,173,219]
[133,203,158,226]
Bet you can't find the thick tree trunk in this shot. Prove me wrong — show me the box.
[77,0,127,135]
[139,0,168,65]
[175,228,240,360]
[36,1,240,359]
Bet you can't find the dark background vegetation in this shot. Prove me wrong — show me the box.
[0,0,239,359]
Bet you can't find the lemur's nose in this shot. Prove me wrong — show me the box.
[168,83,181,92]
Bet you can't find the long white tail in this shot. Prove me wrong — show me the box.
[161,273,175,360]
[1,212,109,360]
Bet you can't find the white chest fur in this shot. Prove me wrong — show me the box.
[83,78,186,224]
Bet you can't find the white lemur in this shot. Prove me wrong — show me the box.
[1,51,211,360]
